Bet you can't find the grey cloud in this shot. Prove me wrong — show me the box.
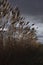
[8,0,43,15]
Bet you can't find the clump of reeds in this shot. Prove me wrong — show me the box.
[0,0,42,65]
[0,0,39,50]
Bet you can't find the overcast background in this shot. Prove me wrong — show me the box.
[8,0,43,43]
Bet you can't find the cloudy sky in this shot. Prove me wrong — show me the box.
[9,0,43,15]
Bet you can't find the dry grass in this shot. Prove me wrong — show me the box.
[0,0,43,65]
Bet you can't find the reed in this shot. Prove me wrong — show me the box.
[0,0,42,65]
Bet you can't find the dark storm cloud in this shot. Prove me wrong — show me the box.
[9,0,43,15]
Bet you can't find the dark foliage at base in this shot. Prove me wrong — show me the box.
[0,41,43,65]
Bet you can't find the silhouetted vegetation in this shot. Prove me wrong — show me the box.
[0,0,43,65]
